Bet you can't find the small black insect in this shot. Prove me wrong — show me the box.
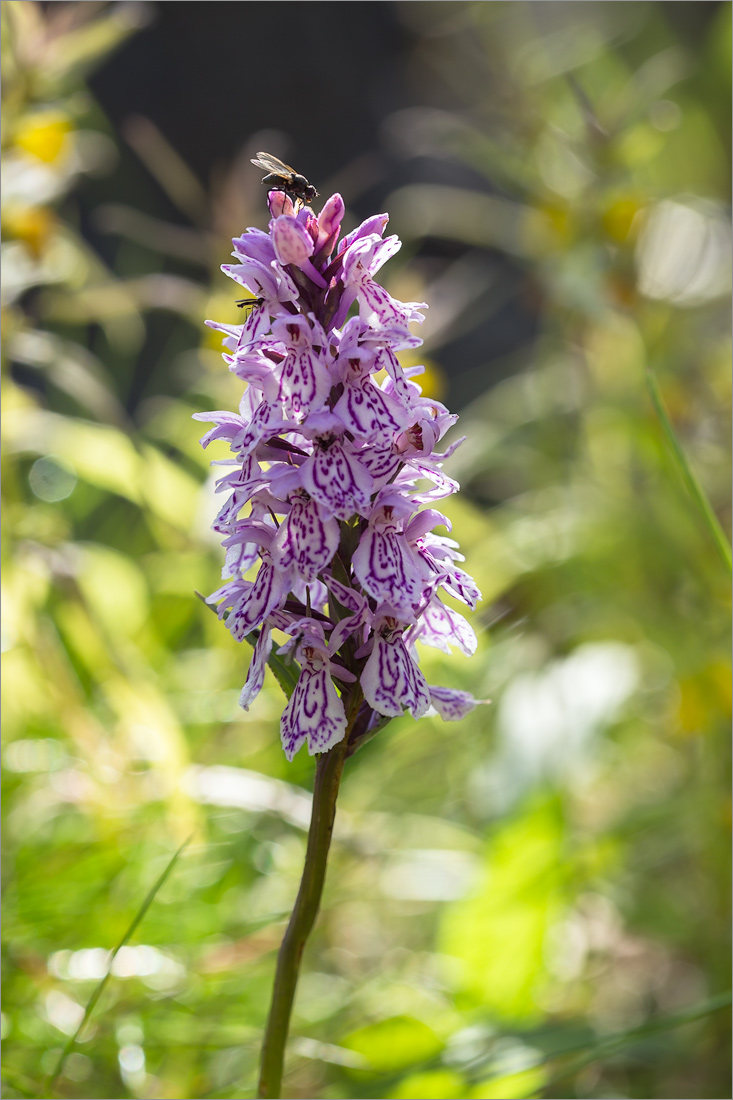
[250,151,318,207]
[235,296,264,310]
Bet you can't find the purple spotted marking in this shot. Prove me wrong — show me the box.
[333,375,406,443]
[410,598,478,656]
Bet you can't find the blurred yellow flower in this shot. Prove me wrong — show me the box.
[2,203,56,257]
[397,350,446,400]
[13,110,73,163]
[601,195,645,244]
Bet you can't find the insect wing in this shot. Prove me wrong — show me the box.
[250,151,297,178]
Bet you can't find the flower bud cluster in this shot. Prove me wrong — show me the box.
[196,190,483,760]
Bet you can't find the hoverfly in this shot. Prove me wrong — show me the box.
[234,295,265,321]
[250,151,318,207]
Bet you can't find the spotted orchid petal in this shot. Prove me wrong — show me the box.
[223,537,259,579]
[438,566,482,609]
[333,374,408,443]
[357,444,402,488]
[427,686,489,721]
[411,598,478,656]
[193,409,248,450]
[280,667,347,760]
[291,576,329,613]
[239,623,275,710]
[341,235,401,280]
[274,490,340,583]
[361,614,431,719]
[301,436,374,520]
[280,632,347,760]
[324,576,365,615]
[323,576,370,655]
[352,507,426,615]
[237,399,294,456]
[277,349,331,419]
[215,557,289,641]
[363,283,426,327]
[339,214,388,254]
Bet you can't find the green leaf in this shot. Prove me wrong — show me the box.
[388,1069,465,1099]
[468,1066,546,1099]
[438,802,566,1021]
[343,1016,443,1074]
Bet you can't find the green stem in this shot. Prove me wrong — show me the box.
[257,698,360,1099]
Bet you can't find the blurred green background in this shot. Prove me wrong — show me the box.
[2,3,730,1099]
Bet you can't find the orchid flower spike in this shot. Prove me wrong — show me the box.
[196,189,486,758]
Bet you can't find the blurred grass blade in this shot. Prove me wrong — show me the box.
[536,990,732,1095]
[646,368,732,574]
[44,837,191,1096]
[124,114,209,224]
[195,591,300,699]
[2,1066,40,1098]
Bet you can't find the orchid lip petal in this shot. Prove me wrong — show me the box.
[274,494,340,583]
[352,520,425,615]
[280,660,347,761]
[301,439,374,521]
